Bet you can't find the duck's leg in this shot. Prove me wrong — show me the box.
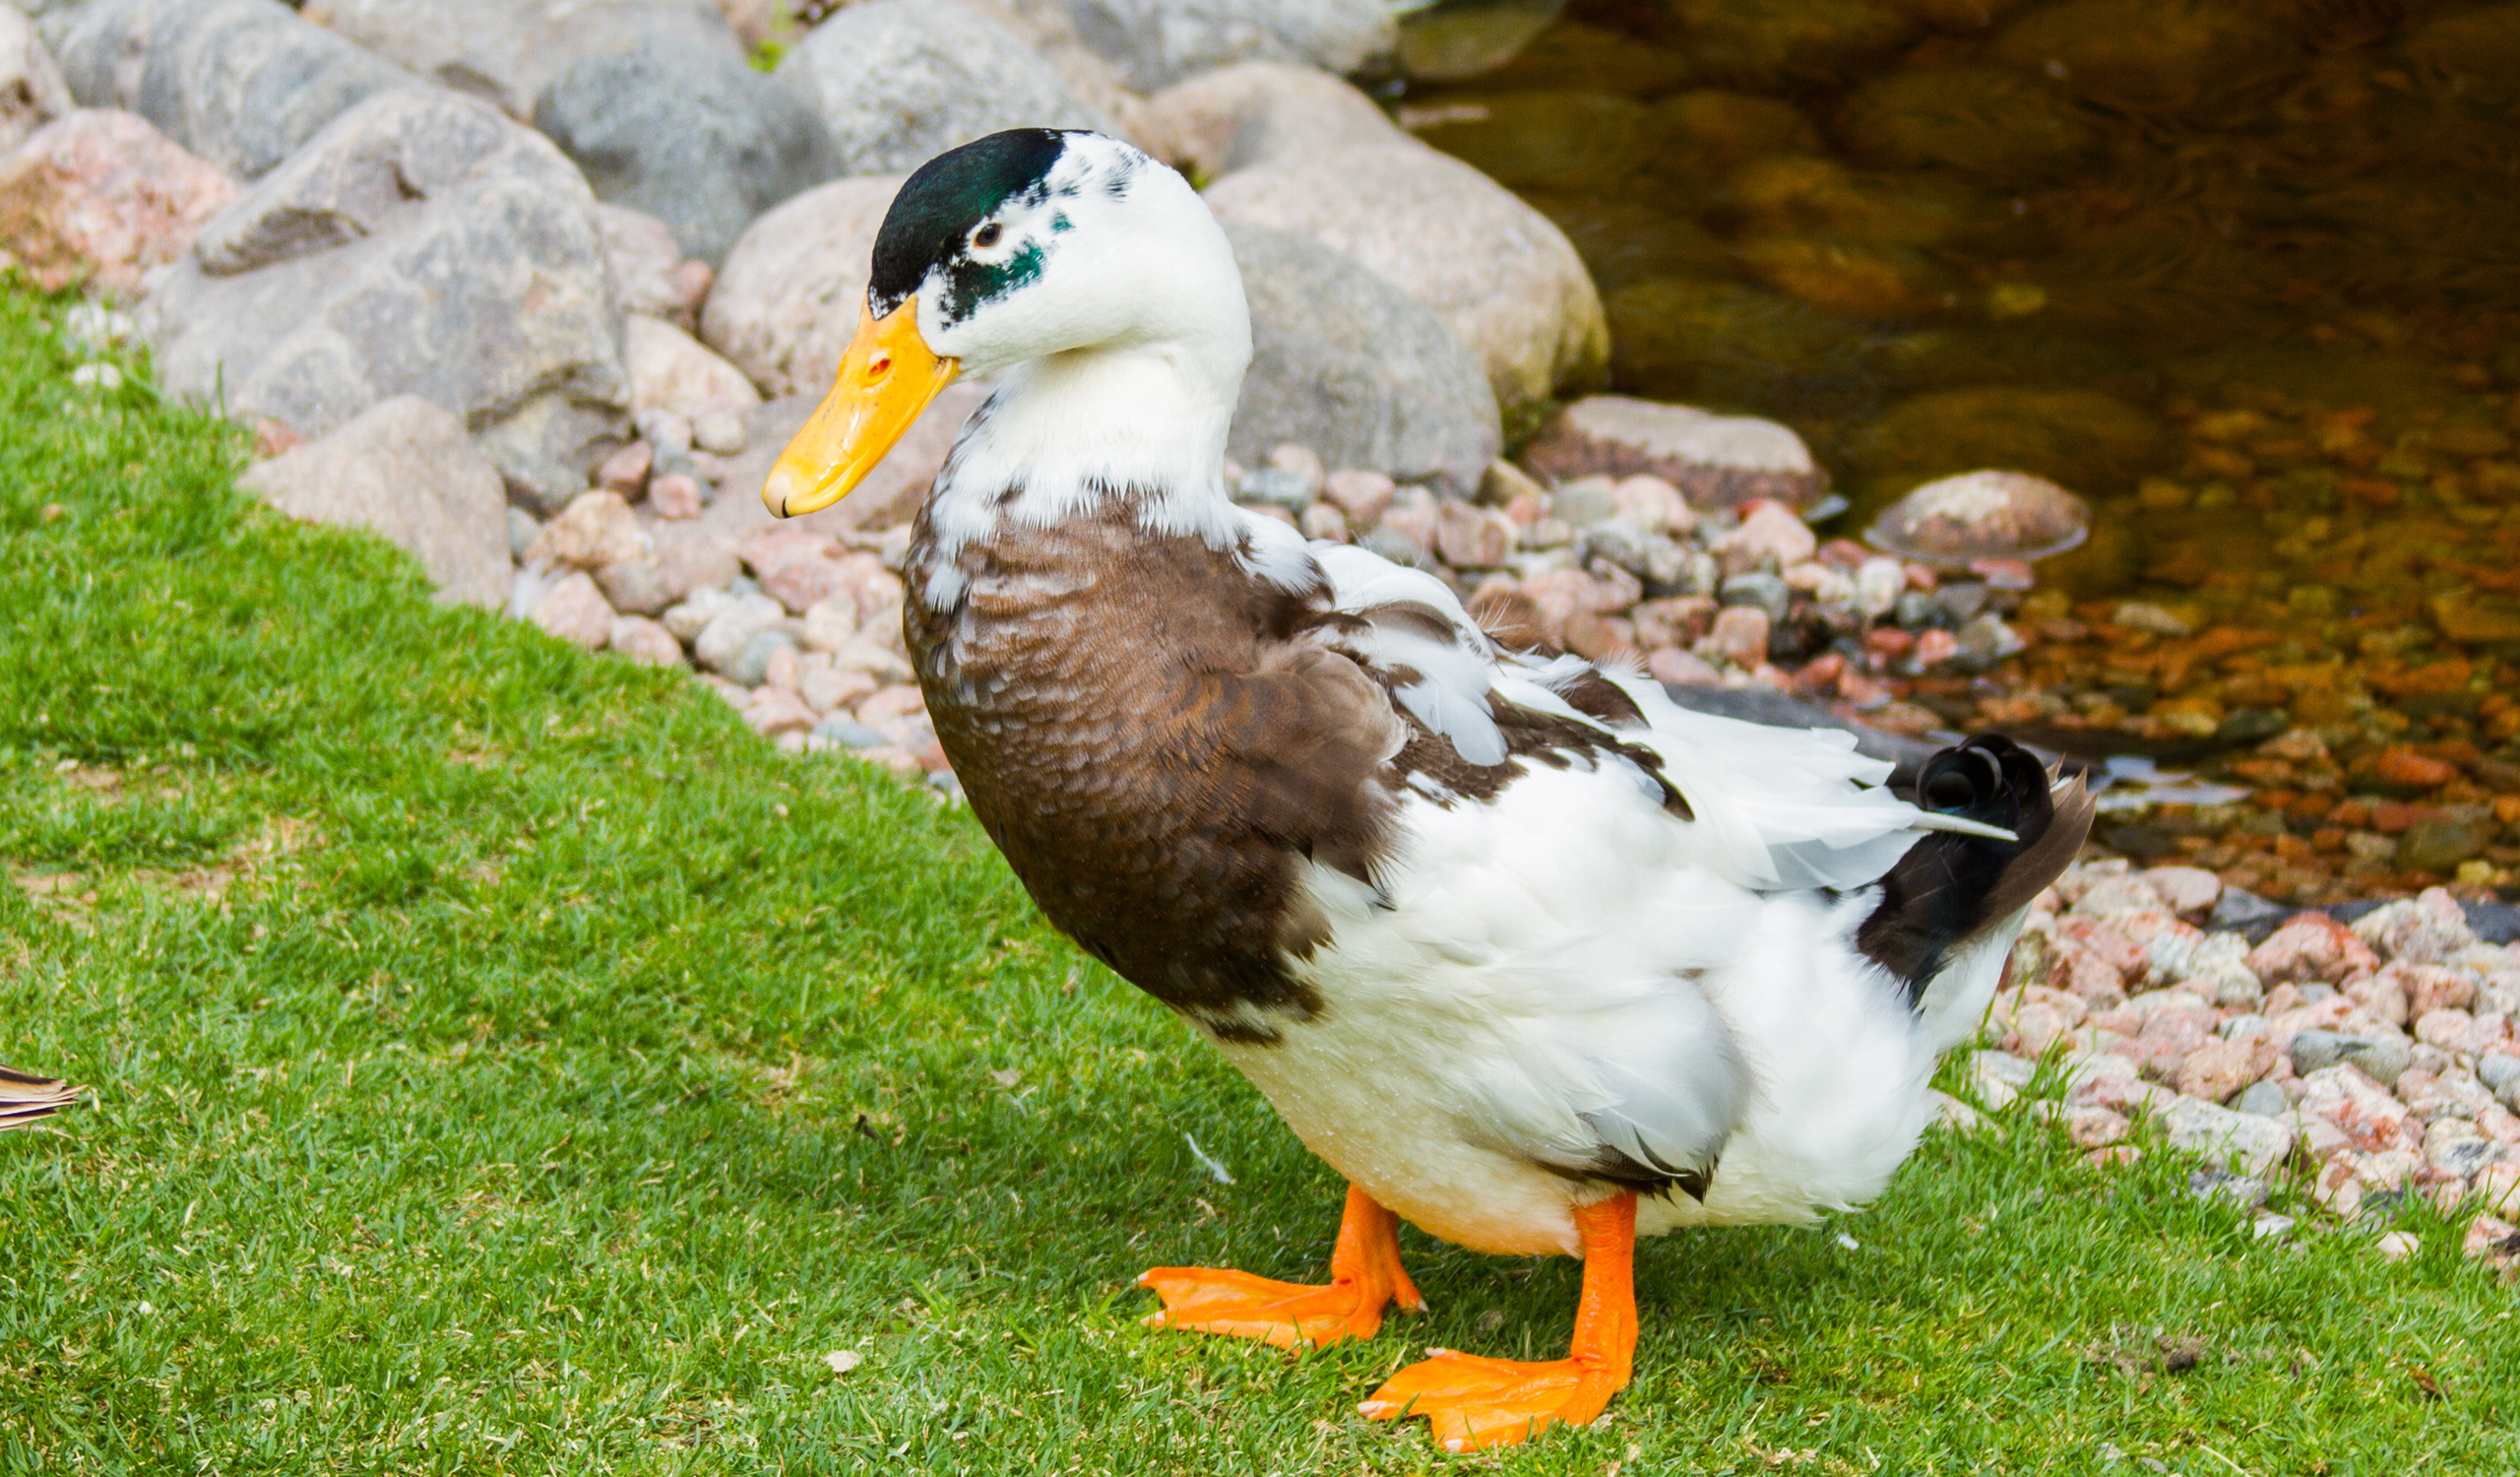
[1138,1184,1424,1349]
[1359,1191,1636,1451]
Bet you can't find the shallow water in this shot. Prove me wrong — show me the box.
[1395,0,2520,899]
[1399,0,2520,608]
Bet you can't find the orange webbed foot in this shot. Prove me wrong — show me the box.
[1138,1184,1422,1350]
[1361,1192,1639,1451]
[1138,1265,1399,1348]
[1358,1347,1623,1451]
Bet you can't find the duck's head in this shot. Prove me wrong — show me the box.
[763,128,1251,519]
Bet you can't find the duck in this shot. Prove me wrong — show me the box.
[760,127,2093,1452]
[1,1063,79,1131]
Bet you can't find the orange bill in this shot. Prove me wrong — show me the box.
[761,299,960,518]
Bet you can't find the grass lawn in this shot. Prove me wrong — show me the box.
[1,282,2514,1476]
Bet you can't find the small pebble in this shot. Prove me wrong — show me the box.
[812,717,890,749]
[1717,570,1788,619]
[1298,502,1349,543]
[2231,1080,2290,1118]
[1320,468,1395,526]
[1236,467,1315,510]
[636,408,693,457]
[597,439,653,495]
[692,411,747,456]
[1548,476,1618,527]
[649,473,705,520]
[728,627,797,687]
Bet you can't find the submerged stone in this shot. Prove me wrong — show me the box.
[1863,470,2089,567]
[1834,66,2096,179]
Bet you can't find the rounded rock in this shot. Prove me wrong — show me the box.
[1522,396,1829,514]
[607,614,685,668]
[2231,1079,2290,1118]
[2291,1029,2412,1087]
[1704,604,1773,666]
[530,571,616,651]
[1863,470,2090,568]
[729,627,798,688]
[595,557,674,616]
[1718,570,1791,620]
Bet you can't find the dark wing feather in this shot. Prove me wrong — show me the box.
[0,1064,81,1131]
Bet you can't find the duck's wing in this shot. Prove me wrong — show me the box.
[1286,527,2002,893]
[0,1064,80,1131]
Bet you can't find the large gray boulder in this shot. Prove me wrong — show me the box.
[1059,0,1395,91]
[534,30,838,267]
[1225,223,1498,497]
[42,0,418,178]
[703,174,903,399]
[594,201,711,329]
[0,6,74,156]
[776,0,1110,174]
[301,0,731,120]
[1149,63,1606,417]
[241,396,513,609]
[139,89,631,510]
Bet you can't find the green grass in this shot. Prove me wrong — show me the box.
[0,282,2514,1476]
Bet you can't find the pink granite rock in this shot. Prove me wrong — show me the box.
[2067,1106,2131,1148]
[2137,866,2222,920]
[799,663,877,716]
[2298,1063,2423,1156]
[2346,970,2414,1030]
[528,491,651,571]
[2177,1036,2269,1103]
[1646,646,1720,687]
[649,472,705,521]
[743,688,816,738]
[607,614,684,668]
[1320,468,1396,527]
[2353,888,2479,965]
[1433,499,1516,568]
[596,439,653,496]
[2384,960,2476,1018]
[1610,475,1692,535]
[1701,606,1771,667]
[760,553,850,616]
[857,684,929,726]
[1520,396,1828,512]
[2245,913,2381,987]
[532,572,615,650]
[1709,502,1817,577]
[0,110,236,295]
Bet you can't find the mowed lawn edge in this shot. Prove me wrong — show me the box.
[1,285,2514,1475]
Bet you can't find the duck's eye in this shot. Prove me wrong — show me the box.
[972,223,1003,250]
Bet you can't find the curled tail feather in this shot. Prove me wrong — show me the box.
[1858,735,2095,1003]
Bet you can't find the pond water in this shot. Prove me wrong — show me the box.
[1395,0,2520,901]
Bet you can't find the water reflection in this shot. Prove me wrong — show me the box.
[1397,0,2520,900]
[1400,0,2520,543]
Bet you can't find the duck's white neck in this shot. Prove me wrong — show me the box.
[922,327,1249,602]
